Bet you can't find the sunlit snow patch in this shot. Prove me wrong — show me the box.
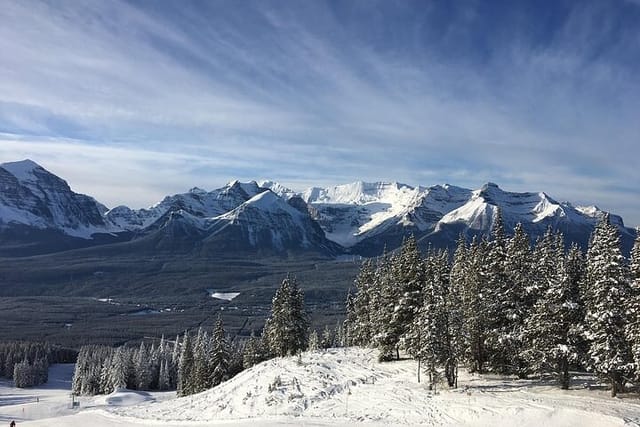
[207,289,240,301]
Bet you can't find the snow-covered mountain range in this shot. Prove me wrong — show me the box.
[0,159,635,256]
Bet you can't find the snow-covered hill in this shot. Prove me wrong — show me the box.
[0,159,635,256]
[11,349,640,426]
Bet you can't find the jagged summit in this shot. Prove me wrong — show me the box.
[0,159,43,182]
[0,161,635,256]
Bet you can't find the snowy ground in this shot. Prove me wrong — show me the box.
[2,349,640,426]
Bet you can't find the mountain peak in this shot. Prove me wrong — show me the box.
[0,159,45,182]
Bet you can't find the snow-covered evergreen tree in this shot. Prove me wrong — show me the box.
[177,332,195,397]
[483,209,515,374]
[501,223,532,377]
[462,236,488,373]
[242,331,265,369]
[626,229,640,379]
[192,328,210,393]
[209,315,230,387]
[134,342,152,391]
[263,275,309,357]
[445,237,466,388]
[321,325,333,349]
[350,259,376,346]
[307,329,319,351]
[391,235,425,357]
[524,241,585,389]
[585,215,632,397]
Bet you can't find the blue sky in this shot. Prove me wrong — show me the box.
[1,0,639,225]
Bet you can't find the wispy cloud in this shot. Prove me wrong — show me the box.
[0,1,638,224]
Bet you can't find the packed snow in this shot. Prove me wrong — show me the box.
[207,289,241,301]
[4,348,640,427]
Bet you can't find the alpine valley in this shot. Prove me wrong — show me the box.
[0,159,636,345]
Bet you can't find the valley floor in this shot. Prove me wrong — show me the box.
[2,348,640,426]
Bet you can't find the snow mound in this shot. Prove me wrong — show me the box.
[100,389,155,406]
[112,347,640,426]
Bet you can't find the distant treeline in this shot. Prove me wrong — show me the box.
[72,275,347,396]
[0,341,77,387]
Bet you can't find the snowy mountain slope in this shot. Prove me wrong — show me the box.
[301,181,470,248]
[429,182,635,251]
[0,160,635,257]
[202,190,341,254]
[105,180,266,231]
[0,159,111,238]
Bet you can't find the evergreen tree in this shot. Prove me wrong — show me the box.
[321,325,333,349]
[350,259,376,346]
[192,328,210,392]
[134,342,152,391]
[307,329,319,351]
[524,241,585,389]
[483,209,515,373]
[445,238,466,388]
[110,347,128,391]
[263,275,309,357]
[209,315,230,387]
[391,235,425,358]
[585,215,632,397]
[626,229,640,378]
[177,332,195,397]
[242,331,265,369]
[502,223,532,377]
[407,250,449,388]
[462,236,489,373]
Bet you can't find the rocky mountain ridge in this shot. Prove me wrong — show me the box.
[0,159,635,257]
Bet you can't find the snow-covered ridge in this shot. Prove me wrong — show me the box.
[0,160,633,253]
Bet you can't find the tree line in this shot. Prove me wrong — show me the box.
[0,341,76,387]
[72,274,316,396]
[344,211,640,397]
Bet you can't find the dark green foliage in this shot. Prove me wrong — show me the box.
[72,338,178,396]
[0,341,75,385]
[263,275,309,357]
[584,215,632,397]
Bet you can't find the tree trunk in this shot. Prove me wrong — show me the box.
[417,358,421,384]
[610,373,618,397]
[560,358,569,390]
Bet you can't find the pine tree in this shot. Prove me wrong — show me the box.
[371,250,399,361]
[242,331,265,369]
[408,250,449,388]
[391,235,425,358]
[192,328,210,392]
[177,332,195,396]
[445,238,466,388]
[350,259,376,346]
[110,347,128,391]
[307,329,319,351]
[484,208,516,373]
[626,229,640,379]
[502,223,532,377]
[462,236,489,373]
[524,242,585,389]
[158,360,170,391]
[209,315,230,387]
[321,325,333,349]
[134,342,152,391]
[263,275,309,357]
[585,215,632,397]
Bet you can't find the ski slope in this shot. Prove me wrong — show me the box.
[2,348,640,426]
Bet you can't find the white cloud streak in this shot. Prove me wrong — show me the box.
[0,1,637,224]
